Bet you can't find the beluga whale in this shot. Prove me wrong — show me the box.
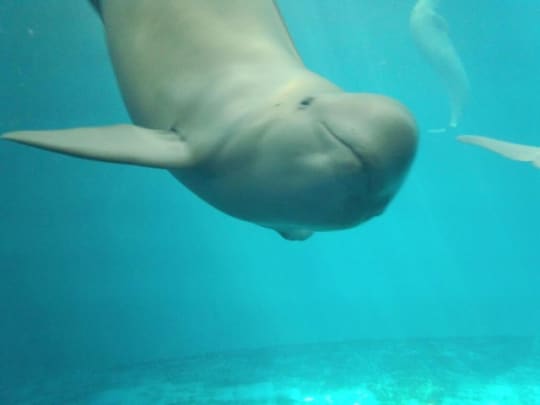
[410,0,469,130]
[2,0,417,240]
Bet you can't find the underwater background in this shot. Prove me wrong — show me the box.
[1,0,540,403]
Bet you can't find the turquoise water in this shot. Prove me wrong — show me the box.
[1,1,540,403]
[4,338,540,404]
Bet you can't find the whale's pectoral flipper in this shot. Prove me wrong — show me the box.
[458,135,540,168]
[2,125,195,169]
[277,229,314,241]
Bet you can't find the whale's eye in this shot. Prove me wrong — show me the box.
[298,96,315,109]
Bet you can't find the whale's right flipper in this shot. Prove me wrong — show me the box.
[458,135,540,168]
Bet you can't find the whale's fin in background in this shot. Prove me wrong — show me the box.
[458,135,540,168]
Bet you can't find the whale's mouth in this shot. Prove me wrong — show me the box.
[319,121,390,218]
[319,121,364,163]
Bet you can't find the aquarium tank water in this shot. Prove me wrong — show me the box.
[1,0,539,403]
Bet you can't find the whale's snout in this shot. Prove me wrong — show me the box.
[221,91,417,236]
[317,93,418,220]
[357,94,418,203]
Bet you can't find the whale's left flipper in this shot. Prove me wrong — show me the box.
[2,125,195,169]
[458,135,540,168]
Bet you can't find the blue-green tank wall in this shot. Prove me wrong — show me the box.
[1,0,539,381]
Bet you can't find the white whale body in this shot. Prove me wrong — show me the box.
[2,0,417,240]
[410,0,469,129]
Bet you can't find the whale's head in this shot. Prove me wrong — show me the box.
[170,90,417,241]
[255,92,418,240]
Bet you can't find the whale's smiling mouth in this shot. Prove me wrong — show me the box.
[319,121,364,163]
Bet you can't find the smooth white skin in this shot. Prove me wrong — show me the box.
[2,0,417,240]
[410,0,469,128]
[458,135,540,168]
